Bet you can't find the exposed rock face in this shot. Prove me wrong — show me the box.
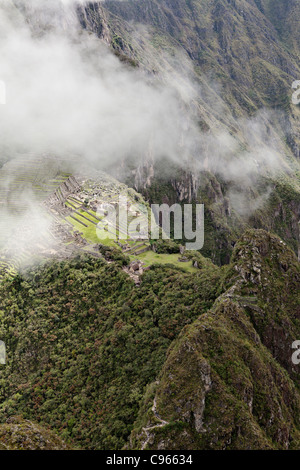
[1,1,299,452]
[11,1,300,268]
[130,230,300,450]
[76,2,111,43]
[0,227,298,450]
[158,347,212,435]
[74,1,300,267]
[228,230,300,382]
[46,176,81,206]
[96,0,300,158]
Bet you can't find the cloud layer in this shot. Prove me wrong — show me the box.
[0,1,198,169]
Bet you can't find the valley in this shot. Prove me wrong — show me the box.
[0,0,299,452]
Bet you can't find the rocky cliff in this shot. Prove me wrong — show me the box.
[130,230,300,449]
[75,1,300,264]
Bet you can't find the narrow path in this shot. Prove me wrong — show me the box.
[141,397,169,450]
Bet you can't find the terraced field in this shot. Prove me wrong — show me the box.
[0,155,70,212]
[61,180,152,254]
[0,155,72,279]
[0,158,195,282]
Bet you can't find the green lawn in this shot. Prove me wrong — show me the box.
[66,215,117,246]
[66,210,197,271]
[130,251,198,272]
[66,216,98,244]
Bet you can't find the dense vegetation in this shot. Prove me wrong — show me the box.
[0,252,223,449]
[0,417,70,450]
[0,229,299,450]
[0,0,299,451]
[130,230,300,450]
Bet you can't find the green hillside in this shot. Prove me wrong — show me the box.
[0,229,299,450]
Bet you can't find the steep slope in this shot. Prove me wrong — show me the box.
[76,1,300,264]
[258,0,300,52]
[129,230,300,449]
[0,252,222,449]
[0,417,71,450]
[0,229,299,450]
[0,1,298,452]
[89,0,300,151]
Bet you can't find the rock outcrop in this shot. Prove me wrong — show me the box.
[0,417,71,450]
[130,230,300,450]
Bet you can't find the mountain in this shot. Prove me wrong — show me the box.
[79,0,300,158]
[0,417,71,450]
[130,230,300,449]
[76,1,300,264]
[0,0,299,451]
[0,229,299,449]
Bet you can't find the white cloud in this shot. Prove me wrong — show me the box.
[0,1,197,168]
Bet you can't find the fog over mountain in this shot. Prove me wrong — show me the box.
[0,0,299,453]
[1,1,296,186]
[0,1,199,168]
[0,0,298,271]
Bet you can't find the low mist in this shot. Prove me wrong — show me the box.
[0,0,198,168]
[0,0,294,267]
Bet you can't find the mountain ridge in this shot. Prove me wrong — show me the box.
[0,0,299,451]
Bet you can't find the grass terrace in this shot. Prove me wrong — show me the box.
[130,251,198,272]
